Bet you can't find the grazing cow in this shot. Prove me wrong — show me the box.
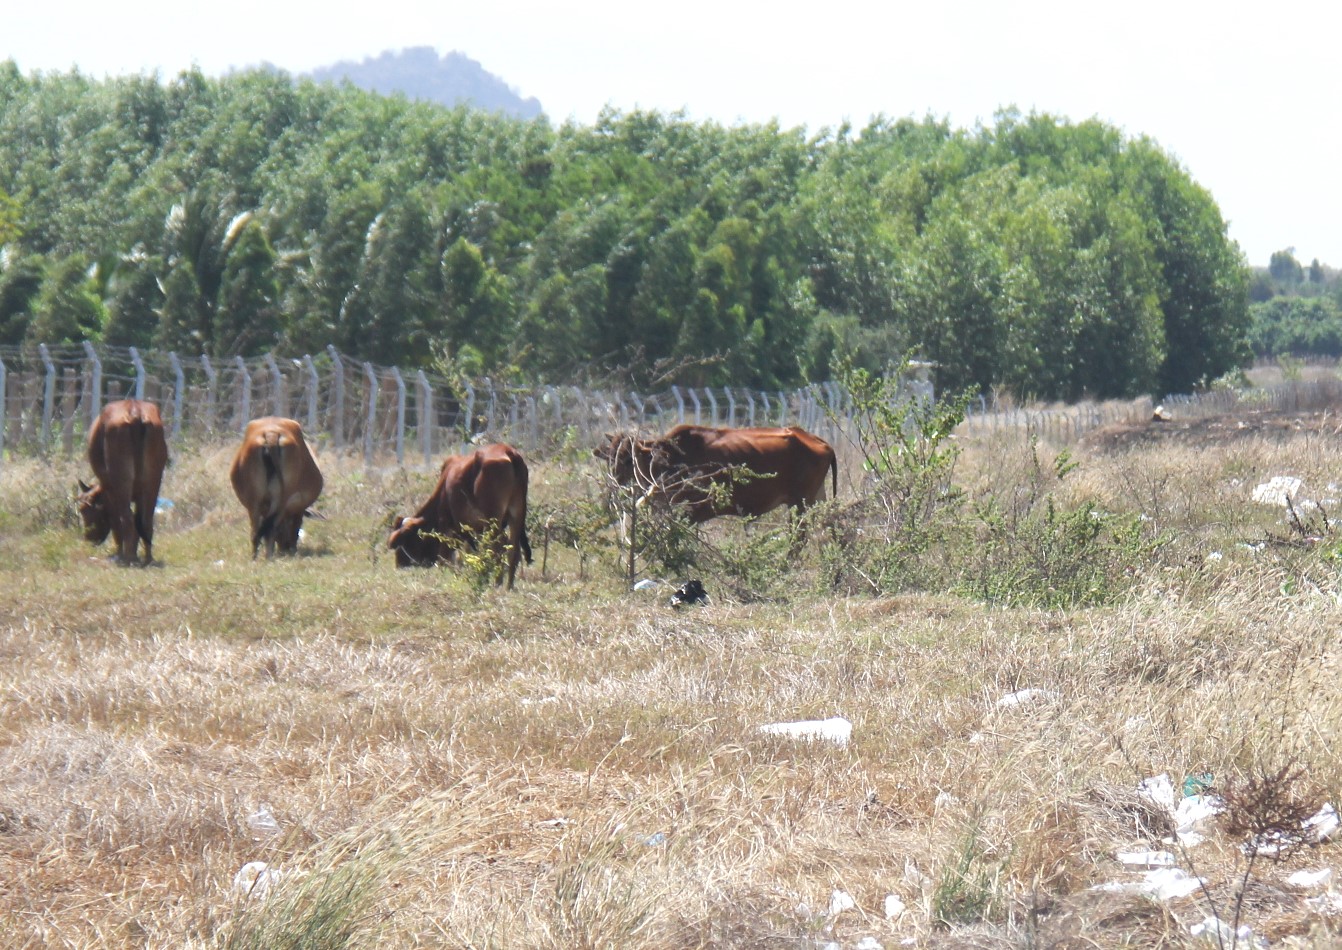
[388,443,533,588]
[229,417,324,558]
[595,424,837,524]
[77,398,170,565]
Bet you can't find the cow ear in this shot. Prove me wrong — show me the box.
[392,515,405,531]
[77,478,91,493]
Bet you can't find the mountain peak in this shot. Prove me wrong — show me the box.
[306,47,542,119]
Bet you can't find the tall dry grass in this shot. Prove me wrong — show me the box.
[2,416,1342,947]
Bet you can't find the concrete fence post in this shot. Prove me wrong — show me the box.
[82,341,102,428]
[168,352,185,439]
[129,347,145,400]
[391,366,406,467]
[234,356,251,433]
[362,362,378,469]
[416,370,432,466]
[705,388,718,425]
[39,344,55,452]
[264,353,285,418]
[303,355,319,434]
[327,345,345,452]
[201,354,217,433]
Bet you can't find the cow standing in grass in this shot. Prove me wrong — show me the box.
[77,399,170,565]
[388,443,533,588]
[230,417,324,558]
[595,424,838,524]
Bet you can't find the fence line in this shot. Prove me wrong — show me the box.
[0,344,936,470]
[6,344,1333,472]
[961,376,1342,443]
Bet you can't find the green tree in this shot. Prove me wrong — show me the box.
[214,216,280,355]
[23,253,105,345]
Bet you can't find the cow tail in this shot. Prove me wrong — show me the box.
[830,450,838,500]
[130,417,152,543]
[255,441,283,546]
[513,453,534,565]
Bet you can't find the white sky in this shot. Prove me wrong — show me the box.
[8,0,1341,268]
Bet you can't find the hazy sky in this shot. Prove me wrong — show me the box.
[8,0,1340,268]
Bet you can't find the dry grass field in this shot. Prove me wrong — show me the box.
[4,402,1342,949]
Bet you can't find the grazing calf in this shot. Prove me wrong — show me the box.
[77,399,169,565]
[388,443,533,589]
[229,417,324,558]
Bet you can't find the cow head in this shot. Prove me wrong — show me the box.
[75,479,111,544]
[388,515,442,568]
[595,433,646,486]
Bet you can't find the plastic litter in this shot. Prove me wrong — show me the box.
[669,579,709,608]
[1189,916,1255,945]
[1093,867,1203,901]
[758,716,851,747]
[1287,868,1333,888]
[154,498,174,516]
[854,938,884,950]
[632,578,660,591]
[1251,475,1303,506]
[884,894,906,918]
[828,889,856,915]
[996,688,1059,709]
[1138,774,1223,845]
[246,803,281,836]
[643,832,667,846]
[233,861,283,899]
[1116,850,1177,867]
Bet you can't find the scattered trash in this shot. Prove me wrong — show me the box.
[1251,475,1303,507]
[536,817,568,828]
[1288,868,1333,889]
[934,790,958,812]
[1152,405,1172,422]
[883,894,906,918]
[828,889,856,916]
[246,803,281,837]
[1138,774,1223,845]
[233,861,283,899]
[669,579,709,608]
[854,938,884,950]
[1189,916,1256,946]
[643,832,667,846]
[759,716,851,747]
[1182,772,1214,797]
[1093,867,1203,901]
[632,578,661,591]
[1306,802,1340,841]
[996,688,1059,709]
[1205,551,1223,562]
[1116,850,1177,867]
[154,498,174,516]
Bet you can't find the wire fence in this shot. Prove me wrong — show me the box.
[0,343,936,470]
[4,343,1336,473]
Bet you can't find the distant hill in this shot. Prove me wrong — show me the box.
[305,47,543,119]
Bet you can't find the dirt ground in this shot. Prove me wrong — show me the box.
[1082,405,1342,452]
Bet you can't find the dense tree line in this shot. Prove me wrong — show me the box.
[1246,248,1342,359]
[0,63,1250,399]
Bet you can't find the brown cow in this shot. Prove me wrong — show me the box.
[388,443,533,588]
[229,417,324,558]
[76,398,170,565]
[595,424,837,523]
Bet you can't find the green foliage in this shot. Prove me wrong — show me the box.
[932,822,1006,928]
[1248,296,1342,358]
[960,443,1157,608]
[0,65,1248,398]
